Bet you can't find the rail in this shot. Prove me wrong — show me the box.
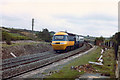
[2,43,91,79]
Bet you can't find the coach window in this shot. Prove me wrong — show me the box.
[66,36,69,41]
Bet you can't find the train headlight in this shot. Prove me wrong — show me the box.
[60,43,65,44]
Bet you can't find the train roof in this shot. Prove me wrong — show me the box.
[54,32,68,35]
[54,31,84,37]
[55,31,76,36]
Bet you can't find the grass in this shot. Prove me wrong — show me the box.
[92,48,115,77]
[9,32,31,40]
[2,41,50,48]
[46,47,115,78]
[2,30,31,41]
[46,46,101,78]
[8,33,22,37]
[2,42,38,47]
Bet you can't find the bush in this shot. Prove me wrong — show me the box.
[2,30,31,42]
[2,31,11,45]
[6,37,11,45]
[37,28,52,42]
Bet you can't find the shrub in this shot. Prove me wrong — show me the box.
[6,36,11,45]
[37,28,52,42]
[2,31,11,45]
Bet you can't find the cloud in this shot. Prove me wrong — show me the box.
[1,14,32,29]
[56,14,117,21]
[53,14,118,37]
[0,1,118,37]
[1,13,118,37]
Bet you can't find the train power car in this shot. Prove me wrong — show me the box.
[51,31,84,52]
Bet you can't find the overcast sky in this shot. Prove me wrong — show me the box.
[0,0,119,37]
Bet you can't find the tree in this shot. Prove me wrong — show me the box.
[95,36,105,41]
[37,28,52,42]
[2,31,11,45]
[94,36,105,45]
[111,32,120,60]
[112,32,120,45]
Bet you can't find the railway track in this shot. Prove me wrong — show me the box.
[2,43,91,79]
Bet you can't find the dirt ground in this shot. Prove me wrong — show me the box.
[2,42,52,59]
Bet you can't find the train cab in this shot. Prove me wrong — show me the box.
[51,32,75,52]
[51,31,84,52]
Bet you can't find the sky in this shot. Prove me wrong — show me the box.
[0,0,119,37]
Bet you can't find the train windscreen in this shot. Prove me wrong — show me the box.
[53,35,67,41]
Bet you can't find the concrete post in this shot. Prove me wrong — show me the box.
[116,46,120,78]
[32,18,34,40]
[110,41,112,47]
[118,46,120,78]
[32,18,34,32]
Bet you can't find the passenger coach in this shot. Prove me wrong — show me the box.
[51,31,84,52]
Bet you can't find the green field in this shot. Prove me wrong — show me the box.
[46,47,115,78]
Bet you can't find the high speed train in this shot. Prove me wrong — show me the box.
[51,31,84,52]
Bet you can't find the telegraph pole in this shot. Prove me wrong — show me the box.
[32,18,34,32]
[32,18,34,40]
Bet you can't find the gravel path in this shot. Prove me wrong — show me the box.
[79,73,110,78]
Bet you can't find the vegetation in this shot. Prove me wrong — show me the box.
[2,31,11,45]
[46,47,115,78]
[36,28,55,42]
[94,36,105,45]
[110,32,120,60]
[2,30,31,43]
[92,48,115,77]
[46,47,101,78]
[2,41,50,48]
[1,27,55,43]
[111,32,120,45]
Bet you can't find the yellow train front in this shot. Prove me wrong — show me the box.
[51,32,84,52]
